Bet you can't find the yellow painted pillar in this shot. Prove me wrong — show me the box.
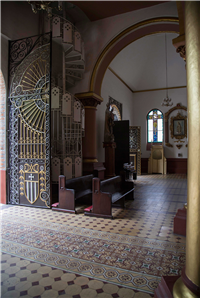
[173,2,200,297]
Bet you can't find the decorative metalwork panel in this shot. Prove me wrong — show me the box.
[9,33,51,80]
[8,33,51,208]
[51,84,84,182]
[129,126,141,175]
[0,71,6,171]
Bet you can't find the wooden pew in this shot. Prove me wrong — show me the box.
[52,174,93,213]
[84,175,134,219]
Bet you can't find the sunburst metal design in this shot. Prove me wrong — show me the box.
[15,56,49,132]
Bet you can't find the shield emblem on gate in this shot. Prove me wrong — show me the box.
[24,164,39,204]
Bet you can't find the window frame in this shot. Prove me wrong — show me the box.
[146,108,164,150]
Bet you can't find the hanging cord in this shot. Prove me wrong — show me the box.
[162,33,173,106]
[165,33,168,98]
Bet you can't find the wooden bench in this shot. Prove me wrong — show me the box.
[52,174,93,213]
[84,175,134,219]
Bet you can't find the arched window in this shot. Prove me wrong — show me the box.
[147,109,163,144]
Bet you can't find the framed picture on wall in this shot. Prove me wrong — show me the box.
[109,97,122,121]
[170,112,187,139]
[173,119,184,136]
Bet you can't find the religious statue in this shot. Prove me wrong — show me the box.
[104,103,115,142]
[176,121,181,134]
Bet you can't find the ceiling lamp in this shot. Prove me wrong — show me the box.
[28,1,62,18]
[161,34,173,107]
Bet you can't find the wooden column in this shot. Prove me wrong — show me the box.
[75,92,103,175]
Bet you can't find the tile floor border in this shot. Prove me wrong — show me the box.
[2,216,186,253]
[1,243,160,294]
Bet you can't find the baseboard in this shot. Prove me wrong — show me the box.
[167,158,187,174]
[141,158,187,174]
[141,158,149,174]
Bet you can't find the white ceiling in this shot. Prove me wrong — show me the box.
[109,33,187,91]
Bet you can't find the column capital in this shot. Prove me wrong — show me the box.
[172,34,186,62]
[176,45,186,62]
[75,92,103,108]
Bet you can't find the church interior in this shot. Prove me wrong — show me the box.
[1,1,200,298]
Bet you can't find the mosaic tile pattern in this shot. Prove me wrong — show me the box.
[2,252,151,298]
[1,174,187,297]
[1,220,185,277]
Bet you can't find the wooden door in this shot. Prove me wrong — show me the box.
[113,120,130,175]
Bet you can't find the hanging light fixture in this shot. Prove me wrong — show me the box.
[28,1,62,18]
[161,34,173,107]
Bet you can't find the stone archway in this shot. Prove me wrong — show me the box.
[76,17,180,174]
[89,17,180,97]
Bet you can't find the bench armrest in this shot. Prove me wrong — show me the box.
[59,175,75,211]
[92,177,112,216]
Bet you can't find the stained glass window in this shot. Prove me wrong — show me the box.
[147,109,163,143]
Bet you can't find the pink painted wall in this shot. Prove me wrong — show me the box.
[1,1,40,40]
[1,1,40,91]
[0,170,6,204]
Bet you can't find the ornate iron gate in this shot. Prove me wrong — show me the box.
[129,126,141,175]
[8,33,52,208]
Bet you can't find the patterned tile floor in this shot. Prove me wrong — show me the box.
[0,174,187,297]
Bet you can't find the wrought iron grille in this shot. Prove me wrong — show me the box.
[8,33,51,208]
